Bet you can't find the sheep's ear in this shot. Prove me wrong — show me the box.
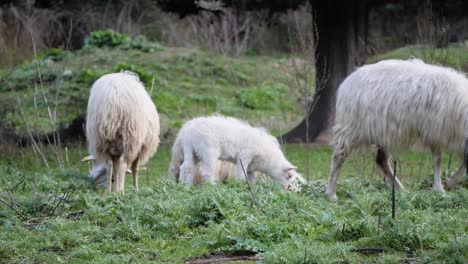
[81,155,95,162]
[283,166,297,172]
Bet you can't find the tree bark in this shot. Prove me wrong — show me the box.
[281,0,368,143]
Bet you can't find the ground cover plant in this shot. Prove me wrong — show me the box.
[0,144,466,263]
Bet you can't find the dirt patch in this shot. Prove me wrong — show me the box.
[185,251,262,264]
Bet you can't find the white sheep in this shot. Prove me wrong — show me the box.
[86,71,160,192]
[327,59,468,200]
[81,154,141,186]
[169,115,304,190]
[169,131,242,183]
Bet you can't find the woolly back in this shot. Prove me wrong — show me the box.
[180,114,284,160]
[334,59,468,153]
[86,72,159,163]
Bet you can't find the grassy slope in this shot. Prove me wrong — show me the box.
[1,44,307,139]
[1,43,468,263]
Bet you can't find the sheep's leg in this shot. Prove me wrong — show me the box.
[106,159,113,192]
[131,159,139,191]
[180,152,196,187]
[247,170,256,183]
[375,147,404,190]
[326,148,350,201]
[236,158,252,181]
[444,163,465,190]
[112,159,120,192]
[200,158,217,184]
[431,149,445,192]
[115,157,127,193]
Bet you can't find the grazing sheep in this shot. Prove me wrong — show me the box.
[81,154,140,186]
[86,71,160,192]
[169,132,242,183]
[327,59,468,200]
[169,115,303,190]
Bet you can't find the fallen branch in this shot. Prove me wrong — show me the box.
[351,248,385,255]
[186,255,262,264]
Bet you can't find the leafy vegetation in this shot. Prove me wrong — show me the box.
[84,30,130,48]
[0,144,466,263]
[236,83,290,110]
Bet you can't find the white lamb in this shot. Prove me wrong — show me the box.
[86,71,160,193]
[327,59,468,200]
[169,115,303,190]
[169,134,307,192]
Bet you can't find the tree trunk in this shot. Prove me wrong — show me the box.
[281,0,368,143]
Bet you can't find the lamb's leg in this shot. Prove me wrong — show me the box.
[236,158,251,181]
[106,159,113,192]
[247,170,256,183]
[431,149,445,192]
[444,162,465,190]
[131,159,139,191]
[180,152,196,187]
[326,148,350,201]
[375,147,404,190]
[200,158,217,184]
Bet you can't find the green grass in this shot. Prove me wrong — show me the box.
[368,42,468,71]
[0,144,466,263]
[0,41,307,140]
[1,35,468,263]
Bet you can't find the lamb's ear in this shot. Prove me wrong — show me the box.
[81,155,95,162]
[283,165,297,172]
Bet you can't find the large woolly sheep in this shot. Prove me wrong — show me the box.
[327,59,468,200]
[169,115,303,190]
[86,71,160,192]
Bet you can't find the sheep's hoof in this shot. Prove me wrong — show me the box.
[326,192,338,202]
[432,184,446,193]
[442,180,454,191]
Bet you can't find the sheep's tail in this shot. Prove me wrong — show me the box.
[169,135,184,181]
[464,139,468,174]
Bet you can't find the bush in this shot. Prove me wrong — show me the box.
[113,63,154,86]
[75,69,108,86]
[84,30,130,48]
[41,48,73,62]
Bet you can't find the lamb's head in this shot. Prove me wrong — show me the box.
[269,161,305,191]
[287,172,307,192]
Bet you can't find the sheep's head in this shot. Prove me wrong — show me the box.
[286,171,307,192]
[81,155,140,186]
[269,162,306,191]
[81,155,108,186]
